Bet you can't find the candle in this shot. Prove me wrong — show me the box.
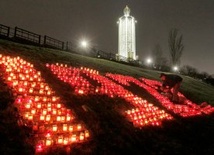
[42,109,47,115]
[24,112,29,118]
[46,115,51,121]
[46,138,52,146]
[57,103,61,109]
[77,124,82,131]
[25,103,31,109]
[66,115,71,121]
[37,103,42,109]
[56,116,61,122]
[29,88,34,93]
[63,137,69,145]
[31,108,36,114]
[63,124,68,131]
[52,125,57,132]
[28,114,33,120]
[71,134,76,142]
[61,116,65,122]
[52,109,57,115]
[85,130,90,138]
[40,115,45,121]
[68,125,73,132]
[57,136,63,144]
[79,132,84,141]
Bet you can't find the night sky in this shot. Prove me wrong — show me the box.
[0,0,214,74]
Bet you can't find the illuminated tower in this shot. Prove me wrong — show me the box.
[117,5,137,61]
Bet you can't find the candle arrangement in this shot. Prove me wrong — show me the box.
[0,55,90,153]
[104,72,214,117]
[1,54,213,153]
[141,78,214,116]
[47,63,173,128]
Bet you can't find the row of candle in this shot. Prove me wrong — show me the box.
[47,63,173,128]
[36,129,89,152]
[46,63,94,95]
[126,108,172,127]
[105,73,204,117]
[104,73,214,117]
[142,78,214,117]
[0,55,90,153]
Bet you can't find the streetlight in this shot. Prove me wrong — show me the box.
[144,57,153,69]
[80,40,88,48]
[79,40,89,55]
[146,58,152,64]
[172,66,179,72]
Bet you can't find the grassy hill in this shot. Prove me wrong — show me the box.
[0,39,214,155]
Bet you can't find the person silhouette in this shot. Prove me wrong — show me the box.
[159,73,183,103]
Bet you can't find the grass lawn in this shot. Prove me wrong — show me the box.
[0,39,214,155]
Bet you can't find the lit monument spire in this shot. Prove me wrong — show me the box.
[117,5,137,61]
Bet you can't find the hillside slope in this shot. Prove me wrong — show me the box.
[0,39,214,154]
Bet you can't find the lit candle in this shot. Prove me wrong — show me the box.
[37,103,42,109]
[85,131,89,138]
[47,107,52,112]
[46,138,52,146]
[71,134,76,142]
[46,115,51,121]
[66,115,71,121]
[42,109,47,115]
[57,110,62,115]
[24,112,29,118]
[31,108,36,114]
[52,109,57,115]
[34,96,40,102]
[47,103,51,108]
[25,103,31,109]
[52,96,57,102]
[79,132,84,141]
[29,88,34,93]
[63,137,69,145]
[28,114,33,120]
[68,125,73,132]
[40,115,45,121]
[57,103,61,108]
[61,116,65,122]
[77,124,82,131]
[42,97,47,102]
[56,116,61,122]
[57,136,63,144]
[47,91,52,95]
[39,89,44,94]
[63,124,68,131]
[52,125,57,132]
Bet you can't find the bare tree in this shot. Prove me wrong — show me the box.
[168,28,184,67]
[152,44,168,70]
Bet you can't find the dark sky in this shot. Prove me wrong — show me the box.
[1,0,214,74]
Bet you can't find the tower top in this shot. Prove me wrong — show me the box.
[123,5,130,16]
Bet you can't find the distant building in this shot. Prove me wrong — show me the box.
[117,5,137,61]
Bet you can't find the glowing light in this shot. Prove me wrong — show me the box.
[81,40,88,48]
[146,57,152,64]
[173,66,179,71]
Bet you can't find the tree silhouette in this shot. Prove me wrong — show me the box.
[152,44,168,70]
[168,28,184,67]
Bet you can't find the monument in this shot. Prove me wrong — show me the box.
[117,5,137,61]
